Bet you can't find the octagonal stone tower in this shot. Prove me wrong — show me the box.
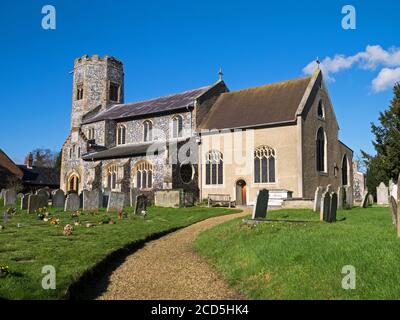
[71,54,124,128]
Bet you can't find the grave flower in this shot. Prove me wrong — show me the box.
[49,218,59,225]
[63,224,73,236]
[85,223,94,228]
[118,211,123,220]
[109,219,116,225]
[0,265,9,278]
[37,213,44,220]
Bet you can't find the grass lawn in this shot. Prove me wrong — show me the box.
[0,200,239,300]
[194,206,400,300]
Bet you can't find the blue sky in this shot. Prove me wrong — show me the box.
[0,0,399,164]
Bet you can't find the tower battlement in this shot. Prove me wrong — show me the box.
[74,54,123,67]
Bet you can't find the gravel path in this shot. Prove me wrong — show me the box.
[97,210,250,300]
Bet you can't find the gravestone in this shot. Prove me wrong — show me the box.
[368,194,374,206]
[389,196,398,226]
[130,188,139,208]
[83,189,101,211]
[345,185,353,208]
[397,173,400,202]
[252,189,269,220]
[361,193,369,208]
[107,192,125,212]
[27,194,48,214]
[313,186,323,212]
[134,194,148,215]
[20,194,30,210]
[328,193,338,223]
[337,187,345,210]
[102,188,111,208]
[320,191,331,222]
[52,189,65,208]
[0,189,5,199]
[3,189,17,206]
[36,189,50,201]
[391,184,398,202]
[326,184,333,193]
[17,193,24,199]
[376,182,389,205]
[64,193,80,212]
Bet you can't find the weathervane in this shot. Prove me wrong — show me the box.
[316,57,321,69]
[218,66,223,81]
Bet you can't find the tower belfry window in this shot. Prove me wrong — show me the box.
[110,82,119,102]
[76,84,84,100]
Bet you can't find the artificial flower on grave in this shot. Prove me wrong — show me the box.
[0,265,9,278]
[63,224,73,236]
[118,211,123,220]
[109,219,116,225]
[49,218,59,225]
[37,213,45,220]
[73,220,81,226]
[85,223,95,228]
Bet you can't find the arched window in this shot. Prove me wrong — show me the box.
[143,120,153,142]
[316,127,327,172]
[205,151,223,185]
[254,146,276,183]
[342,155,349,186]
[317,100,325,119]
[172,115,183,138]
[67,174,80,193]
[117,124,127,145]
[134,161,153,189]
[107,165,118,190]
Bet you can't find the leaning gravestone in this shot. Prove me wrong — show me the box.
[107,192,125,212]
[337,187,345,210]
[21,194,30,210]
[328,193,338,223]
[64,193,80,212]
[320,191,331,222]
[83,189,101,211]
[377,182,389,205]
[313,186,323,212]
[102,188,111,208]
[361,193,369,208]
[134,194,148,215]
[52,189,65,208]
[27,194,48,214]
[389,196,398,226]
[4,189,17,206]
[252,189,269,220]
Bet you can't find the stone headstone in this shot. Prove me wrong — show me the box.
[377,182,389,205]
[102,188,111,208]
[3,189,17,206]
[0,189,5,199]
[64,193,80,212]
[389,179,395,193]
[320,191,331,222]
[389,196,398,226]
[134,194,148,215]
[345,185,353,208]
[313,186,323,212]
[397,174,400,202]
[27,194,48,214]
[361,193,369,208]
[21,193,30,210]
[107,192,125,212]
[328,193,338,223]
[368,194,374,206]
[252,189,269,220]
[17,193,24,199]
[52,189,65,208]
[130,188,139,208]
[326,184,333,193]
[83,189,101,211]
[337,187,345,210]
[391,184,398,202]
[36,189,50,201]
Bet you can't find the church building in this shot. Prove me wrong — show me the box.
[60,55,353,206]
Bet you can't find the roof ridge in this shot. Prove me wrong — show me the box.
[226,75,312,95]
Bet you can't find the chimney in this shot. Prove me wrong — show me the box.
[26,153,33,169]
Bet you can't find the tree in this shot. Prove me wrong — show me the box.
[25,148,59,168]
[362,82,400,194]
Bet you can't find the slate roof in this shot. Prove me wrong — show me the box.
[82,138,187,161]
[0,149,23,178]
[83,85,213,124]
[18,165,60,187]
[200,76,312,130]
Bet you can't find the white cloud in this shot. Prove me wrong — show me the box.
[372,67,400,92]
[302,45,400,92]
